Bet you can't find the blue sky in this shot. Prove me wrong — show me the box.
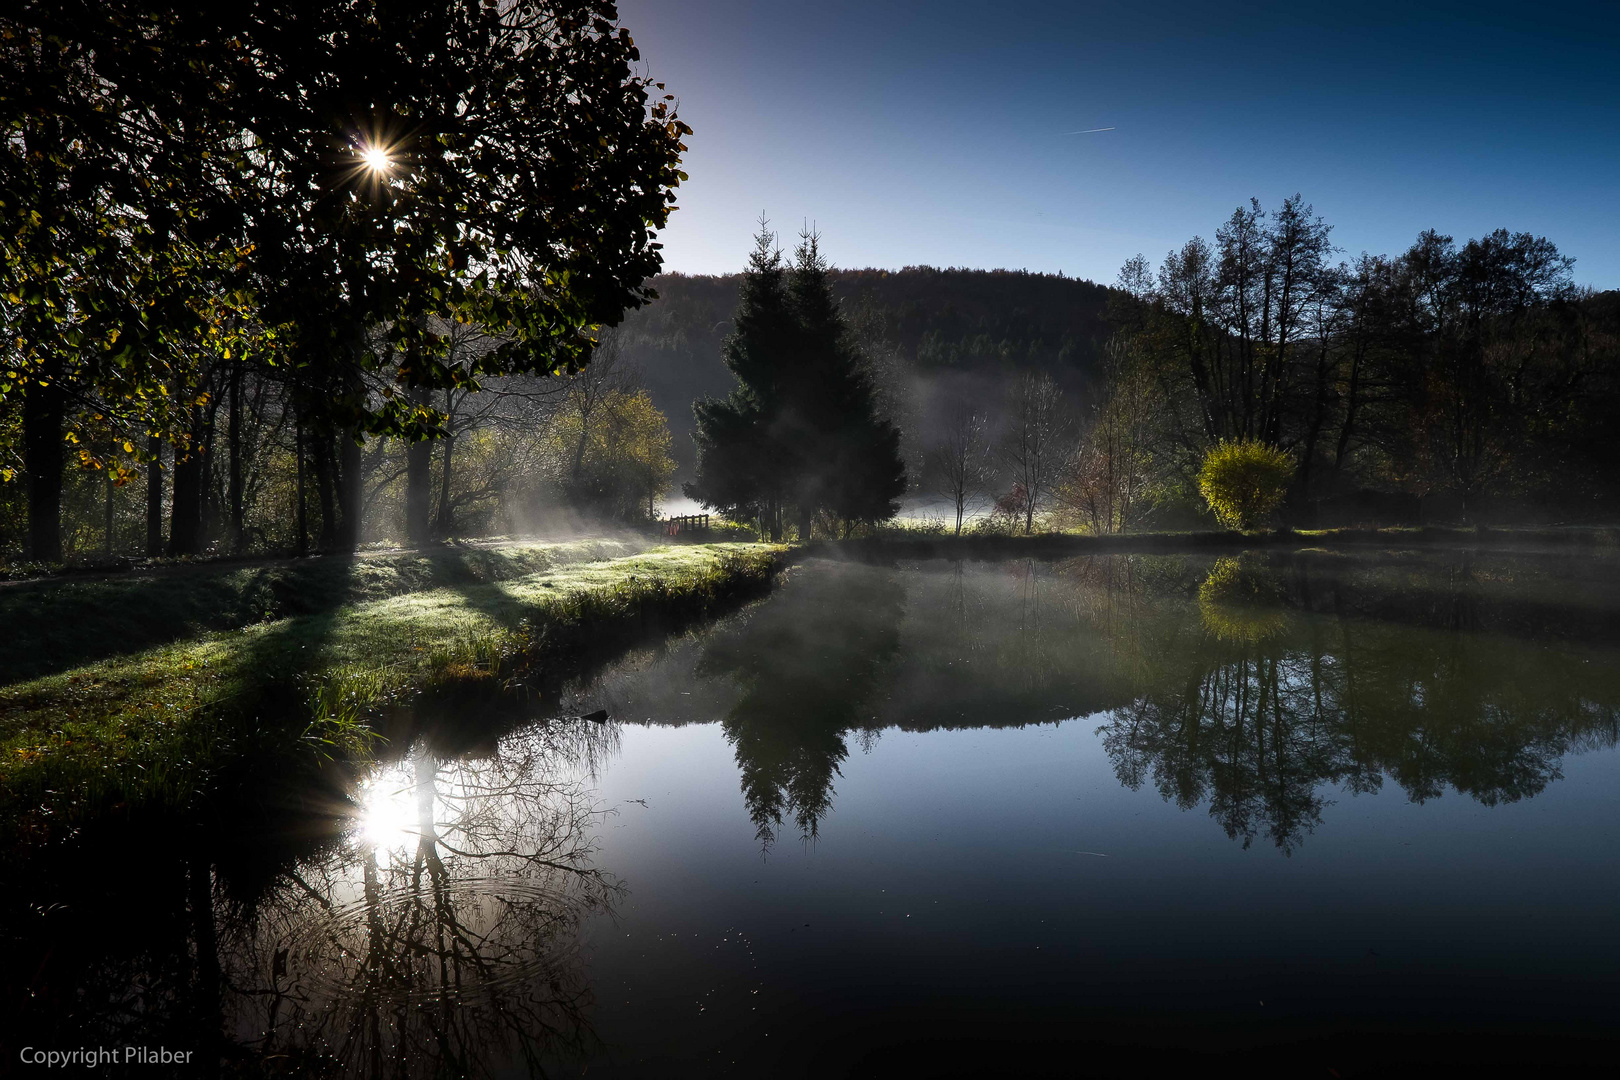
[617,0,1620,288]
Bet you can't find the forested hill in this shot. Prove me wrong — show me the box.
[617,267,1117,475]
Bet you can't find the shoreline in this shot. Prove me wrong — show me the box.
[808,524,1620,561]
[0,543,786,846]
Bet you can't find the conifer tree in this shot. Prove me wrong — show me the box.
[784,229,905,536]
[687,222,796,538]
[687,223,905,538]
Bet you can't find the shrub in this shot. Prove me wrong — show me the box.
[1197,440,1295,530]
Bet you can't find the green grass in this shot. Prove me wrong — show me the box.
[0,542,785,841]
[0,537,649,686]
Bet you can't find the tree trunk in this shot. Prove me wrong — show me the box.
[146,435,165,556]
[797,505,812,542]
[406,437,432,546]
[433,434,455,539]
[313,431,337,550]
[337,432,362,550]
[22,362,66,563]
[227,360,244,553]
[169,417,205,555]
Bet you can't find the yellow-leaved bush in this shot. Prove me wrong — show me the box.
[1197,439,1295,531]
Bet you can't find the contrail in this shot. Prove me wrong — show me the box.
[1066,126,1116,134]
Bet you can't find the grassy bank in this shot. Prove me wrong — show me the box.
[0,536,652,686]
[0,542,785,841]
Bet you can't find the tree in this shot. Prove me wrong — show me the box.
[1055,341,1156,534]
[1408,229,1577,517]
[1,4,232,560]
[785,229,905,536]
[1000,371,1071,534]
[2,0,691,556]
[688,223,905,539]
[929,400,990,535]
[546,382,675,522]
[687,222,796,539]
[1197,439,1295,530]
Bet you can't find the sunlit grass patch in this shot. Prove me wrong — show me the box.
[0,543,785,841]
[0,537,646,688]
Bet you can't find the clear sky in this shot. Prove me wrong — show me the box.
[616,0,1620,288]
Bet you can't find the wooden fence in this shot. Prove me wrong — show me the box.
[663,513,710,536]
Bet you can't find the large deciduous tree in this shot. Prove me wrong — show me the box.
[2,0,689,557]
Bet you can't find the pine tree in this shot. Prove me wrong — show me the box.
[687,222,797,538]
[785,230,906,535]
[687,223,905,538]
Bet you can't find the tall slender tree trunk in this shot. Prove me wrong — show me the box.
[433,434,454,539]
[170,391,217,556]
[406,435,432,547]
[313,431,337,550]
[227,361,244,553]
[22,361,66,563]
[169,424,205,556]
[797,505,812,542]
[294,413,308,555]
[337,432,362,550]
[146,435,165,556]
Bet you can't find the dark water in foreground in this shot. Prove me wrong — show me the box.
[6,549,1620,1076]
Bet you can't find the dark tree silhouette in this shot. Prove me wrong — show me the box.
[2,0,689,556]
[686,222,798,538]
[687,223,905,538]
[697,563,904,851]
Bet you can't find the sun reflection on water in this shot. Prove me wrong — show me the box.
[353,767,423,852]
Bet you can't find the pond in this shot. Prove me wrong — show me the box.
[6,548,1620,1076]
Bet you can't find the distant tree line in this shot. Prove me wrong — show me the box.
[1099,197,1620,526]
[1,1,687,564]
[925,198,1620,532]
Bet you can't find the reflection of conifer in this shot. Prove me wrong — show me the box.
[697,564,905,852]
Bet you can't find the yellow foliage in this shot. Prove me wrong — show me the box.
[545,386,676,520]
[1197,439,1295,530]
[1197,556,1288,643]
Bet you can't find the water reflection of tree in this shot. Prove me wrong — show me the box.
[1098,556,1620,853]
[1,719,620,1077]
[696,564,905,852]
[217,723,618,1076]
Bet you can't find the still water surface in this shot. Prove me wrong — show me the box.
[7,549,1620,1076]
